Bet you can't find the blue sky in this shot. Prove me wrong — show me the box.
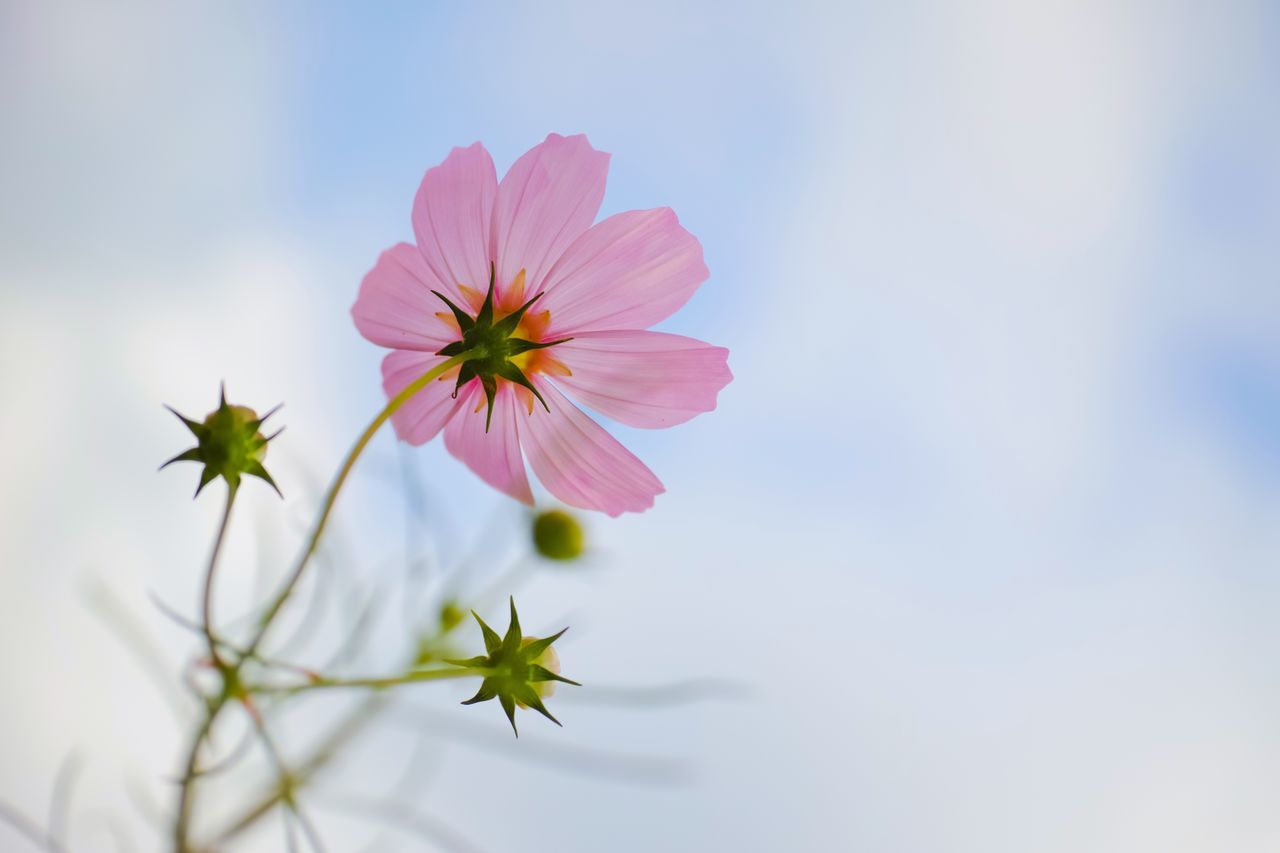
[3,1,1280,851]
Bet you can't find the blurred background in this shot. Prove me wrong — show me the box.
[3,0,1280,850]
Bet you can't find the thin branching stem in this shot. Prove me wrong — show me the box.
[173,353,476,853]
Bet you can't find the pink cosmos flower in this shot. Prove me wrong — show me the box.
[352,134,731,516]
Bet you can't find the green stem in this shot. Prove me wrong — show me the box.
[255,667,485,697]
[170,350,471,850]
[242,351,473,661]
[173,710,215,853]
[174,481,239,852]
[202,483,237,668]
[173,353,473,853]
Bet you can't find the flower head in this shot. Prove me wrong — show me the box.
[448,597,579,736]
[352,134,732,515]
[163,386,282,497]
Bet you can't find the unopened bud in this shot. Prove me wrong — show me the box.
[532,509,584,561]
[162,385,282,498]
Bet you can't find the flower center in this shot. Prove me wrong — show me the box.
[432,263,571,432]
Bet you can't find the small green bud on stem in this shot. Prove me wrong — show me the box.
[162,385,283,497]
[446,597,580,736]
[532,509,584,561]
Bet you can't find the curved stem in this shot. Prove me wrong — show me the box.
[203,483,238,668]
[174,481,239,852]
[173,353,473,853]
[243,351,473,660]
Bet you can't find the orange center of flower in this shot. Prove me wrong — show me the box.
[431,264,573,430]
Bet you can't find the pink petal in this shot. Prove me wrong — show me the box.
[411,142,497,302]
[518,378,664,516]
[381,350,465,445]
[491,133,609,299]
[553,331,732,428]
[536,208,709,336]
[444,383,534,505]
[352,243,459,350]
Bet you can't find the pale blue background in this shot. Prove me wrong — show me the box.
[3,1,1280,851]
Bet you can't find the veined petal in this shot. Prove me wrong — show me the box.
[412,142,498,306]
[381,350,465,445]
[352,243,460,350]
[444,383,534,504]
[537,208,708,335]
[554,331,731,428]
[518,378,664,517]
[492,133,609,301]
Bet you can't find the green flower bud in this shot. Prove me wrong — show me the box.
[162,385,283,497]
[532,509,584,561]
[439,600,465,632]
[446,597,579,737]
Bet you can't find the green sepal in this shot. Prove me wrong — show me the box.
[245,459,282,498]
[499,694,518,736]
[471,610,502,654]
[493,361,550,414]
[513,683,560,727]
[529,664,580,687]
[462,681,498,706]
[443,655,490,669]
[160,447,204,470]
[248,404,283,432]
[501,596,522,655]
[490,292,543,338]
[505,336,573,356]
[474,263,497,329]
[480,374,498,432]
[195,465,219,497]
[166,405,208,439]
[430,291,475,333]
[520,627,568,660]
[450,361,477,399]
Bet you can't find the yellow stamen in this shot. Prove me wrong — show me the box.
[518,308,552,342]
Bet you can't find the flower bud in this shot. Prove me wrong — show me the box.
[162,385,282,497]
[439,600,465,632]
[446,597,579,736]
[532,509,584,561]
